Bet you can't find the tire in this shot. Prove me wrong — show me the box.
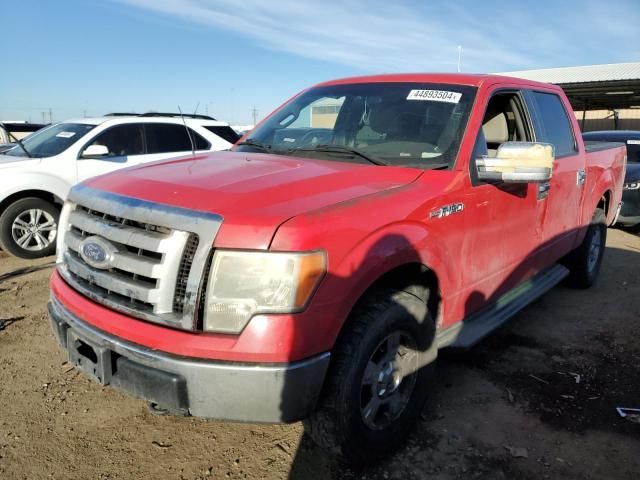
[564,208,607,289]
[0,197,60,259]
[305,288,437,465]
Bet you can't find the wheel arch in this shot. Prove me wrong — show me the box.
[586,165,617,226]
[354,262,441,323]
[597,190,612,219]
[0,189,64,217]
[322,223,454,351]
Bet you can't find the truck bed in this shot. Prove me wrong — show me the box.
[584,140,625,153]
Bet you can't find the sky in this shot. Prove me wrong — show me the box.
[2,0,639,124]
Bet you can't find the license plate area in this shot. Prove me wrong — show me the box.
[67,330,114,385]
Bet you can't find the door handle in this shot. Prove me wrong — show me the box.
[577,169,586,186]
[537,181,551,200]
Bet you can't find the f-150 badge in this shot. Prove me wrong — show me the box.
[430,203,464,219]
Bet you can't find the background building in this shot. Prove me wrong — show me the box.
[501,62,640,132]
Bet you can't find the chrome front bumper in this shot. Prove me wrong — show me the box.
[48,296,330,423]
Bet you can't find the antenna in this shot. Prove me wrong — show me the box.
[178,105,196,156]
[457,45,463,73]
[193,101,200,116]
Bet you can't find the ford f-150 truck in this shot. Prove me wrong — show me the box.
[48,74,625,463]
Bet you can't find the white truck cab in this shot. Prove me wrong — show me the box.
[0,113,239,258]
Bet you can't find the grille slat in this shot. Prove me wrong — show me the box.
[69,209,172,253]
[65,230,164,279]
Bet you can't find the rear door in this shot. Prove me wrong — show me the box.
[525,90,584,259]
[142,123,211,163]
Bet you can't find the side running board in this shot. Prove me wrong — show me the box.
[436,263,570,350]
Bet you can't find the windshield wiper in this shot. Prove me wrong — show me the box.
[235,138,272,152]
[0,122,32,158]
[289,144,387,166]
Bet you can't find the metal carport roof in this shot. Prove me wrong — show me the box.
[499,63,640,110]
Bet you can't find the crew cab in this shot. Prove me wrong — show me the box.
[0,113,239,259]
[48,74,625,463]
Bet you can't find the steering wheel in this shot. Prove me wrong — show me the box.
[298,129,334,147]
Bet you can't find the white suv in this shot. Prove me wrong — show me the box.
[0,113,239,259]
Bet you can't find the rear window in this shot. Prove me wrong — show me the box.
[530,92,577,157]
[204,126,240,144]
[145,123,210,153]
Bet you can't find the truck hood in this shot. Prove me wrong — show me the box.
[85,151,422,249]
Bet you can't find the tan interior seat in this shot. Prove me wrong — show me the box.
[482,105,509,157]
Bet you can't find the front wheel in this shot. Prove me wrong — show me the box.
[0,197,60,259]
[305,288,437,465]
[564,208,607,289]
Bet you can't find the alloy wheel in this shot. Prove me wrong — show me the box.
[11,209,57,252]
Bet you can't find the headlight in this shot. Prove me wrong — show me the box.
[623,182,640,190]
[203,250,326,333]
[56,201,74,263]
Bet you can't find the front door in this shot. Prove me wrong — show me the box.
[461,90,540,312]
[76,124,146,181]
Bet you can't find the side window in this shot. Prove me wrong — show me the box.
[471,92,531,185]
[203,126,240,144]
[477,92,531,157]
[87,124,144,157]
[145,124,210,154]
[530,92,577,157]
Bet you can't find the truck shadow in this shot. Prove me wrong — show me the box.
[283,227,638,479]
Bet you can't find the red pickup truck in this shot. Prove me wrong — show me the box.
[48,74,625,463]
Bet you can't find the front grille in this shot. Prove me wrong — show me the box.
[57,186,223,331]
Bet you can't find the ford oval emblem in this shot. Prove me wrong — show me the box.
[79,236,117,270]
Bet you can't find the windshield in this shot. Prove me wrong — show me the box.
[4,123,95,158]
[236,82,477,169]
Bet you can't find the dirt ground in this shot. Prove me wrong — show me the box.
[0,228,638,480]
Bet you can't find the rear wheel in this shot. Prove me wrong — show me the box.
[305,288,436,465]
[564,208,607,289]
[0,197,60,259]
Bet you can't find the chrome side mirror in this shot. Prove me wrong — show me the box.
[477,142,554,183]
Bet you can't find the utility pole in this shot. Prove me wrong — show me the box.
[230,88,235,124]
[457,45,463,73]
[48,108,53,123]
[252,105,258,125]
[41,111,46,124]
